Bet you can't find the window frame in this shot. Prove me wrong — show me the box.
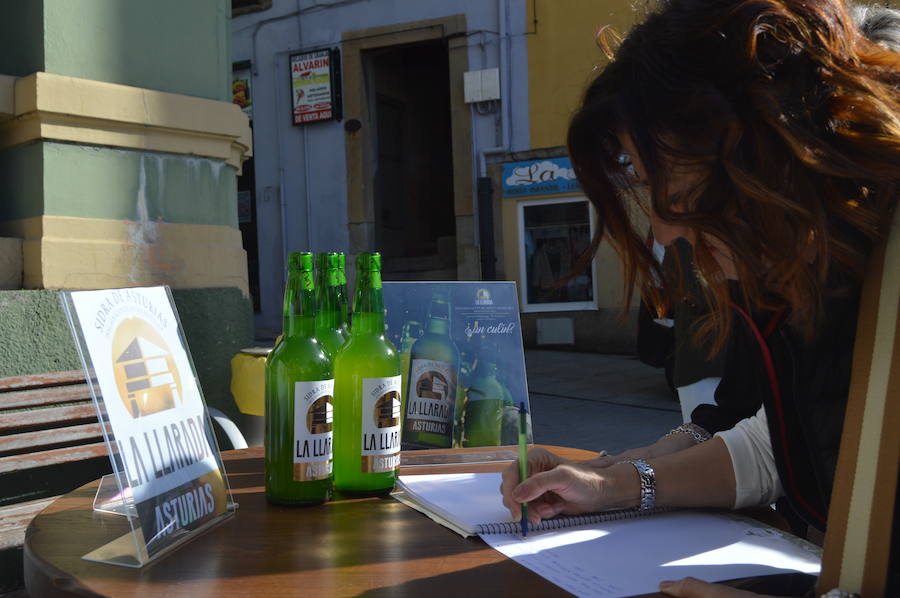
[517,196,598,313]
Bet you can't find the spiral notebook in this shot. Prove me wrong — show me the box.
[395,472,822,598]
[394,472,667,537]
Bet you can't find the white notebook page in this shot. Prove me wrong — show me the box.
[482,511,821,597]
[397,472,513,533]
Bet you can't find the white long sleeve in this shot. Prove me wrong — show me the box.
[715,406,784,509]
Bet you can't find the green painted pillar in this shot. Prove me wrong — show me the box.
[0,0,253,423]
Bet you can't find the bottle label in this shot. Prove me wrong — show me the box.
[405,359,456,436]
[293,379,334,481]
[360,376,401,473]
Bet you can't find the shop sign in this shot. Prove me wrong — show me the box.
[290,48,343,125]
[502,158,580,197]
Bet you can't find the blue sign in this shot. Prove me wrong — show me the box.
[502,157,581,197]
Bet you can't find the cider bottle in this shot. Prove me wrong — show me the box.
[336,252,351,338]
[333,252,401,495]
[397,320,422,421]
[315,252,348,359]
[265,252,334,505]
[402,291,460,448]
[463,345,505,447]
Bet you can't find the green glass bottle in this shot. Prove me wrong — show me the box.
[333,252,401,495]
[402,291,460,449]
[265,252,334,505]
[336,252,351,338]
[463,349,505,447]
[315,252,348,359]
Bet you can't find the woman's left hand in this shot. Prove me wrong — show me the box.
[659,577,777,598]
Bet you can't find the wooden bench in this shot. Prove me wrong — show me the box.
[0,370,111,595]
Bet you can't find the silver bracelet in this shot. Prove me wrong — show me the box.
[622,458,656,510]
[664,423,712,444]
[820,590,860,598]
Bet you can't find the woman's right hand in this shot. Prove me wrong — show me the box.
[500,448,636,523]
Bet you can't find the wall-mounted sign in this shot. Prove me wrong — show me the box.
[61,287,234,567]
[233,77,252,119]
[290,48,342,125]
[502,158,580,198]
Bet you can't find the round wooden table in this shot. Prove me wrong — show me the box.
[24,445,598,597]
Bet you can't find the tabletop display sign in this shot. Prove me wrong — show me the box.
[290,47,342,125]
[60,287,235,568]
[383,282,532,450]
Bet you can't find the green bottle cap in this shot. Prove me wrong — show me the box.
[289,252,314,272]
[325,252,342,270]
[356,252,382,272]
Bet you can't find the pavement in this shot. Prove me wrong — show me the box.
[524,350,682,455]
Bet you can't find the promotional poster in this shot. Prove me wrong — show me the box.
[290,48,340,124]
[66,287,230,560]
[383,282,532,450]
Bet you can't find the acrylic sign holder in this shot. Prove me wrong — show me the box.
[60,287,237,568]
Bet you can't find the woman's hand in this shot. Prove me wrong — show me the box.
[500,448,637,523]
[659,577,777,598]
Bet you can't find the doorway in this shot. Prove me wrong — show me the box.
[365,40,456,279]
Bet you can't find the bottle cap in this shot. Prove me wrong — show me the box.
[288,252,314,272]
[325,252,342,270]
[429,293,450,319]
[356,252,382,272]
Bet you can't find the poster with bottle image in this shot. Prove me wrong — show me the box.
[383,282,531,449]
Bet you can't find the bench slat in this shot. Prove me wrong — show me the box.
[0,404,97,435]
[0,496,57,550]
[0,383,93,411]
[0,442,108,475]
[0,371,86,392]
[0,423,104,456]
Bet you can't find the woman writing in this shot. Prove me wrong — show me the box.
[501,0,900,596]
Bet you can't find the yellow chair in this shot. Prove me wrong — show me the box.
[819,205,900,596]
[229,347,271,446]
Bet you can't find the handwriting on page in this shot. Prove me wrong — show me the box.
[482,530,625,597]
[480,512,820,598]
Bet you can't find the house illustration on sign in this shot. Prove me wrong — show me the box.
[116,337,181,418]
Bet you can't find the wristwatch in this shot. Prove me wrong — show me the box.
[622,458,656,510]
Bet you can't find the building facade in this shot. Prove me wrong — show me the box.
[0,0,253,418]
[233,0,648,351]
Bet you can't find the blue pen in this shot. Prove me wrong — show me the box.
[517,401,529,537]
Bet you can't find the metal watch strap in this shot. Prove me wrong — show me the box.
[622,458,656,510]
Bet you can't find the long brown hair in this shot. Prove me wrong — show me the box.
[569,0,900,353]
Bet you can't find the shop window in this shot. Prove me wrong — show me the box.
[518,198,596,312]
